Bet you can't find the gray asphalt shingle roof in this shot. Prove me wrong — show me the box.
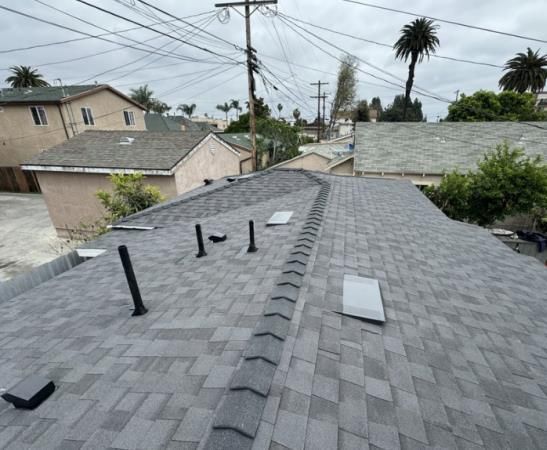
[0,85,100,103]
[1,169,547,449]
[299,143,353,160]
[23,130,209,171]
[354,121,547,174]
[144,114,182,132]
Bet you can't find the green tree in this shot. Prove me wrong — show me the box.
[370,96,383,119]
[499,48,547,94]
[230,99,242,119]
[277,103,283,118]
[150,100,171,114]
[381,95,424,122]
[5,65,49,88]
[426,143,547,226]
[394,18,440,120]
[177,103,196,118]
[257,117,301,165]
[97,173,165,224]
[446,90,546,122]
[216,102,232,122]
[129,85,155,111]
[329,55,358,133]
[353,100,370,122]
[292,108,302,125]
[225,97,271,132]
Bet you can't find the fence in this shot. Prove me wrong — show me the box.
[0,167,40,192]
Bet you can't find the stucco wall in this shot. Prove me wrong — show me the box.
[241,158,253,174]
[329,159,354,176]
[36,171,176,237]
[276,153,330,171]
[173,136,240,194]
[0,89,145,168]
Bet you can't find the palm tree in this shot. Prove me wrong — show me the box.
[293,108,301,125]
[216,102,231,122]
[177,103,196,118]
[129,85,155,111]
[499,48,547,94]
[230,99,242,120]
[277,103,283,118]
[5,65,49,88]
[393,18,440,120]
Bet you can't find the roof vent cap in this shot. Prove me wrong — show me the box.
[119,137,135,145]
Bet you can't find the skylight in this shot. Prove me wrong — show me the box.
[267,211,293,226]
[342,275,385,323]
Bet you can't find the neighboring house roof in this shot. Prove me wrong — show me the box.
[217,132,252,152]
[172,116,215,132]
[327,133,354,144]
[0,84,145,110]
[22,130,216,173]
[2,169,547,449]
[299,142,353,159]
[325,152,354,171]
[354,121,547,174]
[144,113,182,132]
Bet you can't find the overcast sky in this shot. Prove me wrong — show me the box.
[1,0,545,122]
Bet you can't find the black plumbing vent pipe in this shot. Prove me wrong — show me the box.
[247,220,258,253]
[118,245,148,316]
[195,224,207,257]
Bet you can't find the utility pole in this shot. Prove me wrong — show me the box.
[455,89,460,102]
[215,0,277,172]
[321,93,329,140]
[310,80,328,142]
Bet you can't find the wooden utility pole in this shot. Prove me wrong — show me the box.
[310,81,328,142]
[321,93,329,140]
[215,0,277,171]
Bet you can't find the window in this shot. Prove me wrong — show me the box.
[124,110,135,126]
[81,107,95,126]
[30,106,48,126]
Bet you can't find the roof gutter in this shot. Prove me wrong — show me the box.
[21,165,173,176]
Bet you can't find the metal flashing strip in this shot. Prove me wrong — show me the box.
[205,172,331,449]
[107,225,156,231]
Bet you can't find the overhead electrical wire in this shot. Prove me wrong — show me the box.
[75,0,243,66]
[0,10,213,63]
[277,14,452,104]
[0,4,220,65]
[280,13,504,69]
[343,0,547,44]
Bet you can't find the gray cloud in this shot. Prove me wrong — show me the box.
[1,0,545,121]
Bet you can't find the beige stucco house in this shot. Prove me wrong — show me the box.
[22,131,241,237]
[271,141,354,173]
[0,84,146,192]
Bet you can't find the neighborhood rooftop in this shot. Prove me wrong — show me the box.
[1,169,546,449]
[354,121,547,174]
[0,84,142,108]
[22,130,212,172]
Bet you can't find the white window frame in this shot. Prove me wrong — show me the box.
[123,110,136,127]
[81,106,95,126]
[29,105,48,126]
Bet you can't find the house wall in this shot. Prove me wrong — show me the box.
[276,153,330,171]
[173,136,241,194]
[0,89,145,169]
[241,158,253,174]
[329,159,354,176]
[36,171,176,237]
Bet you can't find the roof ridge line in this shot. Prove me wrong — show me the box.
[204,176,331,449]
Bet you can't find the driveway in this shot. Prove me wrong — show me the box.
[0,193,67,281]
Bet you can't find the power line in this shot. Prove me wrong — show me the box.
[343,0,547,44]
[278,12,452,102]
[0,10,215,59]
[75,0,243,66]
[277,14,452,104]
[280,13,504,69]
[0,4,217,65]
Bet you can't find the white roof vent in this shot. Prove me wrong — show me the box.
[119,137,135,145]
[342,275,385,323]
[267,211,293,226]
